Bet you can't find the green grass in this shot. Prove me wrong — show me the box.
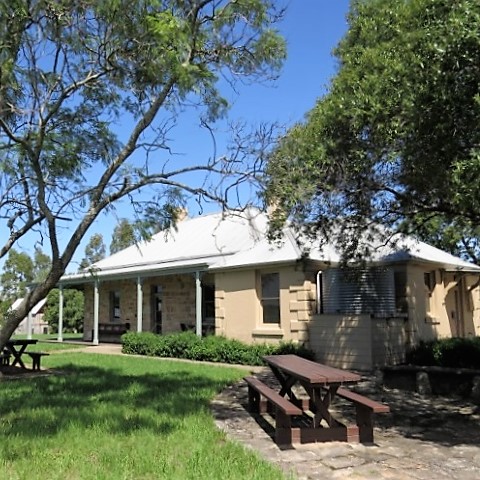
[0,353,289,480]
[12,333,83,341]
[11,334,87,353]
[28,341,85,353]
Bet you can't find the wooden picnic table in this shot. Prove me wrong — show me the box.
[261,354,388,444]
[5,339,38,369]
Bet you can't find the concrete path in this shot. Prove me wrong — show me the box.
[77,344,480,479]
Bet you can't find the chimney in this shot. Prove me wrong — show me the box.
[175,207,188,222]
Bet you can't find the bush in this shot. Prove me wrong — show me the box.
[406,337,480,369]
[121,331,315,366]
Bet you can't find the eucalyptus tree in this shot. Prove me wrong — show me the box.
[79,233,107,270]
[110,219,136,255]
[45,288,84,333]
[0,249,34,301]
[265,0,480,263]
[0,0,286,348]
[0,247,51,304]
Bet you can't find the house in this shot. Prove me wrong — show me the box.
[11,297,49,335]
[59,208,480,370]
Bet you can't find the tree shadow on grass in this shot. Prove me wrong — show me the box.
[0,363,230,440]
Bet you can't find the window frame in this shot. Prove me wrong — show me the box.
[260,272,281,325]
[110,290,121,322]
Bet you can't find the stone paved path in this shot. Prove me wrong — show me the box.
[212,369,480,480]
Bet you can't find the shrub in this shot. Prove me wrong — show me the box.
[122,332,159,356]
[406,337,480,369]
[122,331,315,366]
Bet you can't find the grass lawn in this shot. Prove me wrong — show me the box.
[11,334,86,353]
[0,353,290,480]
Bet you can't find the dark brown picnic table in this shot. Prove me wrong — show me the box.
[5,339,38,369]
[262,354,388,443]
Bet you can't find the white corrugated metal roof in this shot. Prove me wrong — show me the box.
[10,298,23,310]
[60,208,480,284]
[11,297,46,314]
[372,234,480,271]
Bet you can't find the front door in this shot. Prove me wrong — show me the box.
[202,283,215,335]
[151,285,163,334]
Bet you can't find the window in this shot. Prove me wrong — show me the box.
[261,273,280,324]
[394,271,408,314]
[110,291,121,322]
[202,283,215,321]
[424,271,435,295]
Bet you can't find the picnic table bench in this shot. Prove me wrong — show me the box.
[4,339,38,369]
[335,387,390,443]
[244,376,303,445]
[245,354,389,446]
[26,351,50,371]
[96,322,130,343]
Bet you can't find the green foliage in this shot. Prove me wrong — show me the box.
[406,337,480,369]
[122,331,315,366]
[44,289,85,333]
[0,247,51,301]
[266,0,480,263]
[32,248,52,283]
[0,300,11,328]
[79,233,106,270]
[109,218,136,254]
[0,249,34,300]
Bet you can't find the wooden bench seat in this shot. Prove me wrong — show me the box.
[97,323,130,343]
[244,376,302,445]
[336,387,390,443]
[26,352,50,371]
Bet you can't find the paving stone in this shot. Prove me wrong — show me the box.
[322,455,366,470]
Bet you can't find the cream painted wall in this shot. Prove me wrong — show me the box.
[465,275,480,337]
[215,264,316,345]
[425,270,452,336]
[309,314,407,371]
[406,266,457,343]
[215,269,258,343]
[309,314,373,370]
[404,265,480,343]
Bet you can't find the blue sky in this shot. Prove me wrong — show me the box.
[229,0,350,124]
[73,0,352,268]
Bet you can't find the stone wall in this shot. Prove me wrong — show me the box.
[82,274,198,340]
[288,280,316,344]
[382,365,480,400]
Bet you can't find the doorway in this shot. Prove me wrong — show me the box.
[151,285,163,334]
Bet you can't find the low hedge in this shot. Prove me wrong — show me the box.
[121,331,315,366]
[406,337,480,370]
